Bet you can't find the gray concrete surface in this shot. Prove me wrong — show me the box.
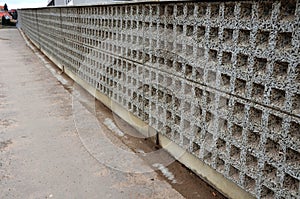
[19,1,300,198]
[0,28,225,198]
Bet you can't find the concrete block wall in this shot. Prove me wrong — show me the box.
[19,1,299,198]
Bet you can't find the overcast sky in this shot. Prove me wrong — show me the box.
[0,0,46,9]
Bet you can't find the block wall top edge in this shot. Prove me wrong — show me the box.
[18,0,251,10]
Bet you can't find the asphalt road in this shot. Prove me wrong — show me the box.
[0,28,226,199]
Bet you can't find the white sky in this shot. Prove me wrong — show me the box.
[0,0,46,9]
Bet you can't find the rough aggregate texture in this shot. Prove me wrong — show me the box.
[19,1,300,198]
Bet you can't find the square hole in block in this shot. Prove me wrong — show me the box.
[279,0,296,21]
[289,121,300,141]
[166,5,174,16]
[176,25,183,36]
[176,5,184,17]
[151,5,157,15]
[211,4,220,18]
[284,173,299,193]
[174,130,180,141]
[265,138,283,160]
[193,106,202,118]
[184,84,192,95]
[216,156,225,172]
[209,49,218,63]
[187,4,194,17]
[230,145,241,160]
[185,64,193,78]
[158,74,164,84]
[183,119,191,131]
[158,23,164,33]
[144,99,149,108]
[205,111,213,123]
[174,61,183,73]
[286,147,300,164]
[166,23,173,33]
[237,53,249,72]
[197,47,205,58]
[216,138,226,151]
[151,87,157,96]
[268,114,283,134]
[194,125,202,139]
[224,3,235,18]
[166,110,172,121]
[253,58,267,76]
[238,29,251,46]
[165,59,172,70]
[206,93,215,110]
[143,84,150,94]
[222,51,232,66]
[186,25,194,37]
[219,96,229,113]
[186,45,193,56]
[175,80,182,91]
[191,142,200,154]
[233,102,245,119]
[273,61,289,81]
[144,53,150,62]
[232,123,243,142]
[244,175,256,193]
[183,102,191,113]
[195,87,203,100]
[223,29,233,43]
[220,73,231,90]
[176,43,183,53]
[249,107,262,126]
[229,165,240,182]
[210,27,219,42]
[240,3,252,19]
[203,149,212,163]
[277,32,293,50]
[257,30,270,48]
[159,5,165,16]
[207,70,216,85]
[252,83,265,101]
[258,2,273,20]
[263,163,277,182]
[196,26,206,43]
[158,90,164,101]
[218,118,228,133]
[197,4,207,18]
[261,185,275,199]
[270,88,285,108]
[235,78,247,96]
[165,94,172,104]
[165,125,172,136]
[174,97,181,110]
[195,67,204,82]
[174,115,181,126]
[245,153,258,168]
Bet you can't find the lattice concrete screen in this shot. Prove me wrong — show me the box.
[19,1,299,198]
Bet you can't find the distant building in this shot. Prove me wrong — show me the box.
[47,0,65,6]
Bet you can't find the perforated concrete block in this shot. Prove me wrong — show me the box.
[20,1,299,198]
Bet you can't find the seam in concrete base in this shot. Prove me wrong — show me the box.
[19,28,254,199]
[159,135,254,199]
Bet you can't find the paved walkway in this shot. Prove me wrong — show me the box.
[0,28,225,199]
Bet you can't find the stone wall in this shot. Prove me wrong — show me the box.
[19,1,299,198]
